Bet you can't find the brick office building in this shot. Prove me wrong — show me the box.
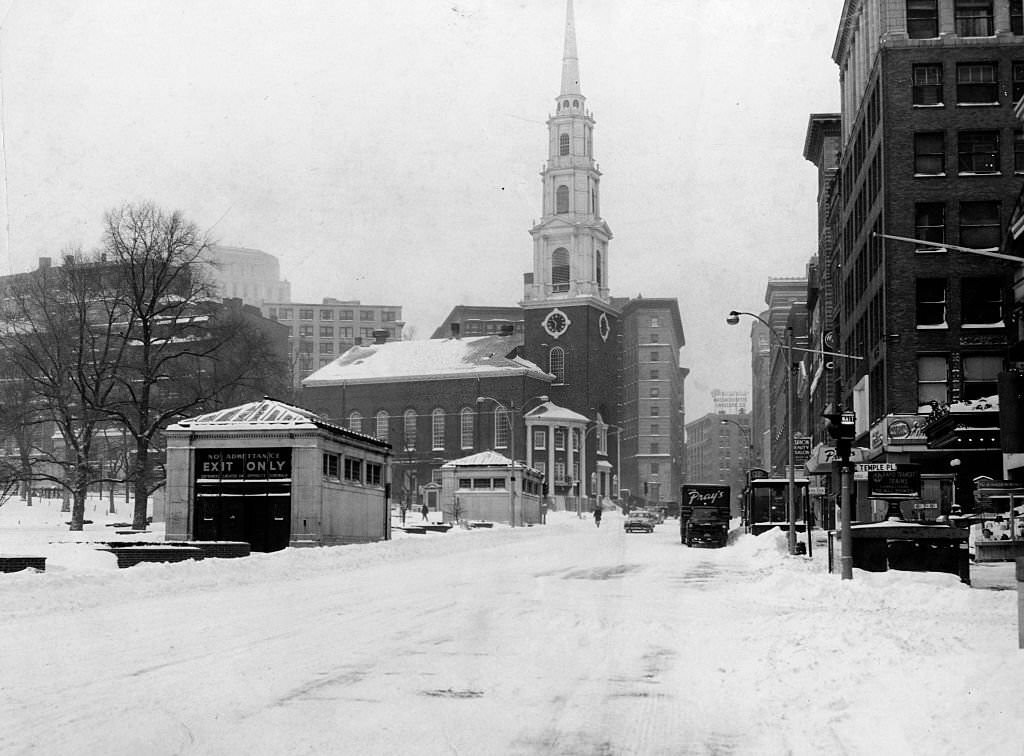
[812,0,1024,516]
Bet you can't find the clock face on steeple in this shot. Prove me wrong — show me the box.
[543,308,571,339]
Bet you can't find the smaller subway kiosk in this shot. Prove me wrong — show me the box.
[164,399,391,551]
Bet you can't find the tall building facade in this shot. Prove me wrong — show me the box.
[831,0,1022,429]
[685,411,750,516]
[204,245,291,307]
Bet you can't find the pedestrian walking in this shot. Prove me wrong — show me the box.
[421,502,430,522]
[593,505,602,527]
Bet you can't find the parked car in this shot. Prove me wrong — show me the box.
[624,510,656,533]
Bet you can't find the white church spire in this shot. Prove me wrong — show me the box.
[560,0,581,96]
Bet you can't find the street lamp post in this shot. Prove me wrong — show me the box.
[727,310,799,555]
[476,394,548,527]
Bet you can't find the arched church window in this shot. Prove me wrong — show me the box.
[556,185,569,214]
[348,411,362,433]
[431,408,445,450]
[460,407,474,450]
[403,409,417,450]
[551,248,570,292]
[596,250,603,288]
[573,99,579,107]
[563,99,570,109]
[559,133,570,156]
[549,346,566,385]
[375,410,389,441]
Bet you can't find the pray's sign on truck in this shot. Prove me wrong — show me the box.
[679,484,731,521]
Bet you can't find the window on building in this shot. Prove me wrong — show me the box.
[963,354,1002,399]
[323,453,339,479]
[907,0,939,38]
[962,277,1004,325]
[1016,130,1024,172]
[650,316,661,327]
[319,342,334,354]
[650,351,660,361]
[460,407,474,450]
[596,250,602,287]
[299,325,314,338]
[359,311,374,321]
[458,478,472,489]
[492,478,506,489]
[956,62,998,103]
[298,340,313,354]
[914,202,946,247]
[403,409,417,450]
[559,133,570,155]
[339,327,353,339]
[299,309,314,320]
[916,278,947,326]
[534,429,546,449]
[650,405,660,416]
[650,387,661,397]
[554,461,567,482]
[650,462,660,474]
[431,408,445,450]
[365,462,382,486]
[1013,63,1024,103]
[376,411,389,441]
[651,423,660,435]
[551,248,570,292]
[360,328,374,339]
[319,326,334,337]
[348,411,362,433]
[494,407,510,449]
[959,200,1001,248]
[549,346,566,384]
[267,307,277,320]
[320,310,334,320]
[472,478,491,489]
[649,333,659,343]
[382,311,397,322]
[954,0,993,37]
[958,130,1000,173]
[650,368,660,379]
[1013,1,1024,34]
[914,132,946,174]
[278,308,292,320]
[554,428,566,451]
[344,457,362,482]
[913,63,943,105]
[572,428,580,452]
[918,355,949,407]
[556,185,570,214]
[339,310,353,320]
[319,358,332,367]
[650,442,660,454]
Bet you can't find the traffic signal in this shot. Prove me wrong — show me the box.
[822,404,855,462]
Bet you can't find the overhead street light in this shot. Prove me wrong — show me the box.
[726,310,800,555]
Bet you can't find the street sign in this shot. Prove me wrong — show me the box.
[808,485,826,495]
[868,465,921,499]
[854,463,898,472]
[792,434,811,465]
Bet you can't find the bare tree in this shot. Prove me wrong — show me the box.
[100,202,290,530]
[0,251,124,530]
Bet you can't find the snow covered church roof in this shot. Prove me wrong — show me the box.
[302,335,552,387]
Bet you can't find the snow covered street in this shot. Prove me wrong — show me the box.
[1,503,1023,755]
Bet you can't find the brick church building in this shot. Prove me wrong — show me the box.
[301,0,686,514]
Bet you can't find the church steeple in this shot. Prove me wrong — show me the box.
[560,0,581,96]
[523,0,612,308]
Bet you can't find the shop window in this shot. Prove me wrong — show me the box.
[962,354,1002,399]
[914,132,945,174]
[907,0,938,38]
[956,62,998,103]
[916,278,947,327]
[959,200,1001,248]
[914,202,946,247]
[917,355,949,406]
[912,63,943,105]
[954,0,993,37]
[957,130,999,173]
[962,277,1003,325]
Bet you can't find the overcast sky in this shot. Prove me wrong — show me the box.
[0,0,845,419]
